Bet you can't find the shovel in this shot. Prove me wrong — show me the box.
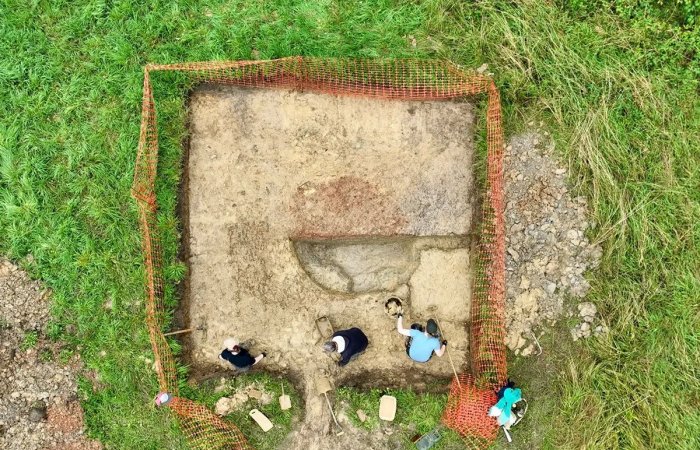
[315,316,334,341]
[279,382,291,411]
[315,376,344,436]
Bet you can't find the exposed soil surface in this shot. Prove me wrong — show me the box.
[182,86,477,446]
[0,259,102,450]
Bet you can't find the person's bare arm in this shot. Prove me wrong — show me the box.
[435,340,447,357]
[396,314,411,336]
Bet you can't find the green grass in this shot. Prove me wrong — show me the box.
[337,387,465,449]
[1,1,698,449]
[20,330,39,350]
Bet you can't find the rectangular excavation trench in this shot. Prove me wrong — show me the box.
[178,84,478,392]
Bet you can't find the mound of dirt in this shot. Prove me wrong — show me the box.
[0,259,102,450]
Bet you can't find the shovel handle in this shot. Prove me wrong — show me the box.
[163,328,193,336]
[435,319,461,388]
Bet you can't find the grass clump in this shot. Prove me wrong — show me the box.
[20,330,39,350]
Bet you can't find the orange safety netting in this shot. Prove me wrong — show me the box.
[132,57,506,449]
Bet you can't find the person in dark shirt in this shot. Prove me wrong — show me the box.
[322,327,369,366]
[219,337,266,372]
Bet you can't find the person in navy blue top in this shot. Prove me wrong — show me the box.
[219,337,266,372]
[323,327,369,366]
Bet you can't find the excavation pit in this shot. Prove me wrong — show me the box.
[180,84,478,429]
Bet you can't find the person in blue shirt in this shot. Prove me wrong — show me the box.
[396,314,446,363]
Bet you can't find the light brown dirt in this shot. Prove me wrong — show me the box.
[182,85,477,446]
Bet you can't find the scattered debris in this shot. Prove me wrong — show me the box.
[213,382,277,416]
[571,302,608,340]
[260,392,273,406]
[214,397,233,416]
[356,409,368,423]
[247,388,262,400]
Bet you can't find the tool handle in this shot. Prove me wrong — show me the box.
[503,426,512,443]
[324,393,342,428]
[435,319,462,388]
[163,328,193,336]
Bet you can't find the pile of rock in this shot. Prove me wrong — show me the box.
[571,302,608,340]
[503,132,604,356]
[214,381,274,417]
[0,258,102,450]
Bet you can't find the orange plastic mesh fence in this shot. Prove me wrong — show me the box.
[170,397,253,450]
[442,375,499,446]
[131,57,506,449]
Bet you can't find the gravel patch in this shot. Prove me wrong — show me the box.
[504,131,604,356]
[0,258,102,450]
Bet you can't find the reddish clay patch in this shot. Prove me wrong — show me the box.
[292,176,408,238]
[47,400,87,434]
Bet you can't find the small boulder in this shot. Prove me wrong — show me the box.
[577,302,597,318]
[247,388,262,400]
[28,401,47,423]
[214,397,232,416]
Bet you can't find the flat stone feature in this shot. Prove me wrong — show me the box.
[294,240,418,294]
[184,85,476,436]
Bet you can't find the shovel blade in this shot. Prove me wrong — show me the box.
[279,394,291,410]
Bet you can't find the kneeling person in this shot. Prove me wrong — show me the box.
[323,327,369,367]
[219,337,265,372]
[396,315,446,363]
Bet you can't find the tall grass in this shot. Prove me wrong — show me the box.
[1,1,698,449]
[423,2,700,448]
